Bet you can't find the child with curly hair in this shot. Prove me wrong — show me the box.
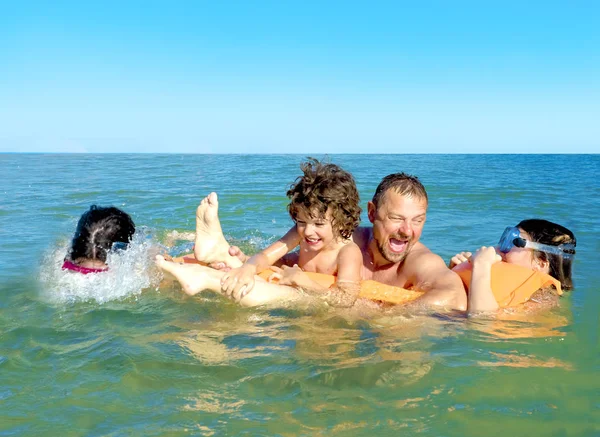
[156,158,363,308]
[220,158,363,307]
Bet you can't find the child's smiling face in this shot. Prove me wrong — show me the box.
[295,208,336,252]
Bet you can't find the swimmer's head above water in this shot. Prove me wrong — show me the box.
[63,205,136,274]
[286,157,361,240]
[500,219,576,289]
[368,172,429,265]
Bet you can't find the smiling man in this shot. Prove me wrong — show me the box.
[350,173,467,311]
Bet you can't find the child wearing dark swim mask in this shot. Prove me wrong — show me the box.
[62,205,136,274]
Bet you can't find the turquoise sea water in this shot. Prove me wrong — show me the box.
[0,154,598,436]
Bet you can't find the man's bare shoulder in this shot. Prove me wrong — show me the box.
[405,242,436,260]
[403,242,447,273]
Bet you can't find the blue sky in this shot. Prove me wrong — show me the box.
[1,1,598,153]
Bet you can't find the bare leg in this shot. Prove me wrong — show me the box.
[156,255,307,307]
[193,192,243,268]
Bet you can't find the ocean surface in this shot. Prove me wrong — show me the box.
[0,154,598,436]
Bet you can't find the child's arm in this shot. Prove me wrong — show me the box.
[322,243,363,307]
[468,246,502,314]
[267,264,328,291]
[220,226,300,299]
[273,242,363,307]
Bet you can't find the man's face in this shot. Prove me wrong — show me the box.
[368,190,428,264]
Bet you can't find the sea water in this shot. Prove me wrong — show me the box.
[0,154,598,436]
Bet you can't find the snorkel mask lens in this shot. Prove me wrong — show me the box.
[498,226,521,253]
[111,241,129,251]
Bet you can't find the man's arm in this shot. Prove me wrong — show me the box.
[408,251,467,311]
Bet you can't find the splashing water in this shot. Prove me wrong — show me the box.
[39,228,164,304]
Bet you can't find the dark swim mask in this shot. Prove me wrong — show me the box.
[498,226,576,258]
[111,241,129,251]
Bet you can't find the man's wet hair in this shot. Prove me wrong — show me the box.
[287,158,361,239]
[372,173,428,207]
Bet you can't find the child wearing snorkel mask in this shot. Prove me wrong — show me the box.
[449,219,576,314]
[62,205,136,274]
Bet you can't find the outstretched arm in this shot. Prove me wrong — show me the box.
[211,246,298,271]
[271,242,363,308]
[221,226,300,297]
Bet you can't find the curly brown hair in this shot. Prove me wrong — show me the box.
[287,158,361,239]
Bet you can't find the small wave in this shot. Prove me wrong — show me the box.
[39,228,163,304]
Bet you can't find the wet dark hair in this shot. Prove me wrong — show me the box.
[517,218,576,290]
[372,172,428,207]
[287,158,361,239]
[68,205,136,264]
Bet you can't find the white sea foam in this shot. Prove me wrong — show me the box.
[39,228,163,304]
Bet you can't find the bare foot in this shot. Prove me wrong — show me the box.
[194,192,243,268]
[156,255,221,296]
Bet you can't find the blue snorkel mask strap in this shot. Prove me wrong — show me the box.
[498,226,576,259]
[520,240,576,259]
